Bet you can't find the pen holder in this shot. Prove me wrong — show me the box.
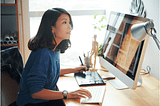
[85,56,97,71]
[84,57,91,70]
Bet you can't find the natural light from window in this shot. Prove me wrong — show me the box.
[29,0,107,11]
[29,0,107,68]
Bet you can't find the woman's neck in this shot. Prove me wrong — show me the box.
[52,37,63,51]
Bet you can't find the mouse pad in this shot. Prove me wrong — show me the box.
[74,71,106,86]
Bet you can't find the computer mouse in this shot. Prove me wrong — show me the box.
[75,72,86,78]
[102,75,115,80]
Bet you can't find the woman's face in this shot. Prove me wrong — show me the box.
[52,14,72,41]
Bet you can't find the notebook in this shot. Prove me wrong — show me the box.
[80,86,106,104]
[74,71,106,86]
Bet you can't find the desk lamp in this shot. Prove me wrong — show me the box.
[131,21,160,50]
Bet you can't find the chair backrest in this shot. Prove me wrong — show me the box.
[1,46,23,106]
[1,46,23,83]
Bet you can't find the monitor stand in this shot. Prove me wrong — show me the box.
[109,76,142,90]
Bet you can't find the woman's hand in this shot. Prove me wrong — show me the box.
[60,66,88,75]
[67,88,92,99]
[74,66,88,73]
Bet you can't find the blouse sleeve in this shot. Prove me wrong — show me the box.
[26,49,50,95]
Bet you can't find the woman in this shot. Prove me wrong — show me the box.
[16,8,91,106]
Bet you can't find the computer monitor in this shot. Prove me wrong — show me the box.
[99,11,151,89]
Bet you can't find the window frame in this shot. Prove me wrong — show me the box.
[29,9,106,17]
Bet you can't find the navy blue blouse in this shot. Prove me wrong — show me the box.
[16,48,60,106]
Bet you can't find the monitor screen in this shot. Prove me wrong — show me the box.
[99,11,151,89]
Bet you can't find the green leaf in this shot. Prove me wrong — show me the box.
[101,16,106,22]
[94,12,101,19]
[101,25,106,28]
[94,27,97,29]
[98,27,101,31]
[94,14,97,19]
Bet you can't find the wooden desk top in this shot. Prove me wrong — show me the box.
[57,70,160,106]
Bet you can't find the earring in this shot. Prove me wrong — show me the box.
[53,33,56,37]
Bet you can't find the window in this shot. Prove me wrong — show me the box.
[29,0,107,11]
[29,0,107,68]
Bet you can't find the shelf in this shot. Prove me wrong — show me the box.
[1,3,17,6]
[1,0,20,50]
[1,44,18,47]
[1,14,17,15]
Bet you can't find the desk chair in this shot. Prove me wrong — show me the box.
[1,46,23,106]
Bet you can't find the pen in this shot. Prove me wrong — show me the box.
[79,56,84,66]
[79,56,86,72]
[83,52,85,57]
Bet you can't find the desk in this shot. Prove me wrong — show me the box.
[57,70,160,106]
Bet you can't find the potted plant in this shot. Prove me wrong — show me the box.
[92,13,107,56]
[92,12,107,33]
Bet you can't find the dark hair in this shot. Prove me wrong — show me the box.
[28,8,73,53]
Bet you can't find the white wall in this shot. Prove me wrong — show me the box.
[105,0,159,79]
[141,0,159,80]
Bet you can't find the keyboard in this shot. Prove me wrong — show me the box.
[80,86,106,104]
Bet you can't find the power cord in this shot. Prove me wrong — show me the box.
[141,66,151,75]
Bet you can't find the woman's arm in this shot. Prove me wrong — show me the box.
[31,89,63,100]
[31,88,92,100]
[60,66,87,76]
